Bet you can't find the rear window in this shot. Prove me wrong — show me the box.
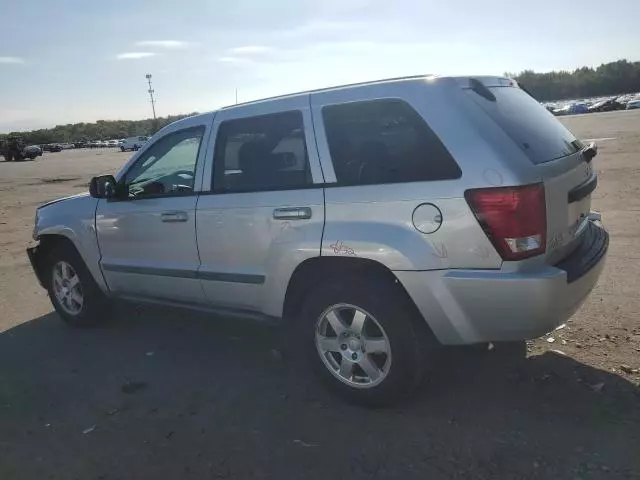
[322,99,461,186]
[466,86,582,164]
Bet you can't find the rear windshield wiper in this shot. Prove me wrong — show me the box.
[469,78,496,102]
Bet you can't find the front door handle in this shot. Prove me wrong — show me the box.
[273,207,312,220]
[161,211,188,223]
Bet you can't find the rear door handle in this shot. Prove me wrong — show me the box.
[273,207,312,220]
[161,211,188,223]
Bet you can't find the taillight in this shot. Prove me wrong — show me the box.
[465,183,546,261]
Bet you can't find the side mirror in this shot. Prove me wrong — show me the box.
[582,142,598,163]
[89,175,117,199]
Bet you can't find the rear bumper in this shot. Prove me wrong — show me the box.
[395,221,608,345]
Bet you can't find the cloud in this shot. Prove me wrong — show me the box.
[280,20,365,38]
[229,46,273,55]
[116,52,157,60]
[217,56,256,66]
[0,56,25,64]
[136,40,194,49]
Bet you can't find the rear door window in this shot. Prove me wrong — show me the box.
[322,99,461,186]
[212,111,311,193]
[467,86,582,164]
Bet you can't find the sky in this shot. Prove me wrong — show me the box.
[1,0,639,132]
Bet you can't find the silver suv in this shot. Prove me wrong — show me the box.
[27,76,608,405]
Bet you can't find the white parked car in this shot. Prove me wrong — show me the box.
[626,99,640,110]
[120,136,149,152]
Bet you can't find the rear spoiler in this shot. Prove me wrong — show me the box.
[455,76,520,102]
[453,76,517,88]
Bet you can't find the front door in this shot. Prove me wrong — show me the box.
[96,122,210,304]
[196,98,325,317]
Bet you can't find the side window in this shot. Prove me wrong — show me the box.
[123,127,204,198]
[212,111,311,193]
[322,99,461,186]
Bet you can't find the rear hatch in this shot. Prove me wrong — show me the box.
[461,77,597,265]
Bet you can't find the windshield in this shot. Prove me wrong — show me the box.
[466,86,582,164]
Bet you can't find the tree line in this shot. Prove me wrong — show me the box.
[0,113,197,145]
[509,59,640,101]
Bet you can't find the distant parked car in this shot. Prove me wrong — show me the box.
[120,136,149,152]
[573,103,589,114]
[107,140,119,147]
[553,105,571,116]
[626,99,640,110]
[588,98,624,113]
[44,144,63,152]
[24,145,43,158]
[553,103,588,116]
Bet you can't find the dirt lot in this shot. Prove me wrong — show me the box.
[1,112,639,479]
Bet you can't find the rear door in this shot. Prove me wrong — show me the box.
[463,80,596,264]
[196,97,325,317]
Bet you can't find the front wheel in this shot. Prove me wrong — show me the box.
[120,146,125,152]
[45,243,112,327]
[295,275,434,406]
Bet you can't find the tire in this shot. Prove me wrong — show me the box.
[5,153,13,162]
[120,147,125,152]
[44,242,112,327]
[294,275,435,407]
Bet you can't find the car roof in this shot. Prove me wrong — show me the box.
[218,74,515,112]
[160,75,516,129]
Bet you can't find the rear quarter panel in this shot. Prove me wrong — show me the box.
[310,78,520,271]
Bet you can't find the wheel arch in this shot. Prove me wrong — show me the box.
[282,257,432,339]
[31,232,108,294]
[29,234,76,287]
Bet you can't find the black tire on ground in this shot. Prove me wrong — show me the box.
[294,274,436,407]
[5,153,13,162]
[120,146,125,152]
[44,242,112,327]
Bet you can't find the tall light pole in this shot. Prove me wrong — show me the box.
[145,74,157,120]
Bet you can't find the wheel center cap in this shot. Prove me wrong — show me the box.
[348,338,362,351]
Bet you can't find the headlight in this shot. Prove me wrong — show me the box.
[32,209,40,240]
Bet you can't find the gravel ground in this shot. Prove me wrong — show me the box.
[0,111,639,479]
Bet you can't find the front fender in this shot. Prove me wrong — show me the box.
[34,195,108,293]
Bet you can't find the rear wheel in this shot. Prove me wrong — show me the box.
[295,275,434,406]
[45,243,112,327]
